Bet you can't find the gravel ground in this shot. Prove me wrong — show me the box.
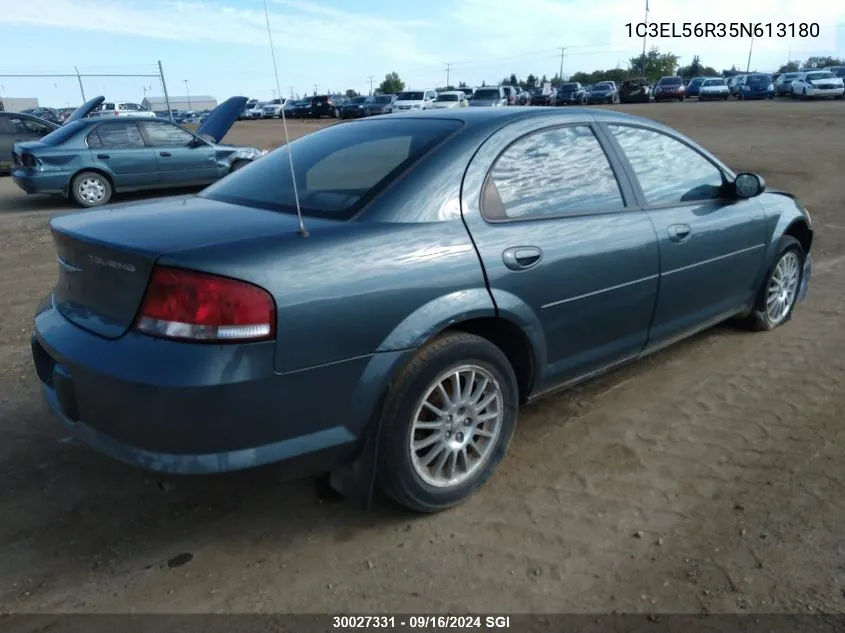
[0,100,844,617]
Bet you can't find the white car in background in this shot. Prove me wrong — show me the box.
[261,99,285,118]
[91,102,157,118]
[791,70,845,99]
[392,89,438,111]
[698,77,730,101]
[432,91,468,108]
[247,101,267,119]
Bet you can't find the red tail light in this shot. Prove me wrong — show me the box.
[134,266,276,343]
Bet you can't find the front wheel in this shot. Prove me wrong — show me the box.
[376,332,519,513]
[70,171,112,208]
[740,236,805,332]
[229,159,249,173]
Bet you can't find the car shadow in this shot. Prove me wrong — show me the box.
[0,180,207,215]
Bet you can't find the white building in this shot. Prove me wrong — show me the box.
[142,96,217,112]
[0,97,39,112]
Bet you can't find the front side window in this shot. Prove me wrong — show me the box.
[482,125,623,221]
[139,121,195,146]
[608,125,724,206]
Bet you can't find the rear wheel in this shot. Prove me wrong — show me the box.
[70,171,112,208]
[376,332,519,513]
[739,236,805,331]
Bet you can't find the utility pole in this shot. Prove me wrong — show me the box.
[184,79,191,109]
[74,65,86,102]
[313,84,318,95]
[271,88,277,99]
[445,63,453,88]
[746,36,754,72]
[289,86,294,98]
[558,47,566,83]
[367,76,374,95]
[640,0,650,80]
[158,60,173,121]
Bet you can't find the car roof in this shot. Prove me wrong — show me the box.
[379,105,653,130]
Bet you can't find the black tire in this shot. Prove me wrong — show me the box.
[739,236,805,332]
[376,331,519,513]
[229,159,249,173]
[70,171,112,208]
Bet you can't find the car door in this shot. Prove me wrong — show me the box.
[602,123,768,348]
[138,120,218,185]
[461,118,660,392]
[86,121,159,189]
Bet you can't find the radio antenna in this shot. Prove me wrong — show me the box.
[263,0,308,237]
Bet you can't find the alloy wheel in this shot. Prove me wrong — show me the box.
[766,251,801,324]
[409,364,504,488]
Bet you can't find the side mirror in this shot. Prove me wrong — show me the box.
[734,172,766,199]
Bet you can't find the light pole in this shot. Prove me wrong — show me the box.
[640,0,650,81]
[184,79,191,109]
[745,36,754,73]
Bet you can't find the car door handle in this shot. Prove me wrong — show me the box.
[668,224,692,242]
[502,246,543,271]
[96,153,110,159]
[159,152,171,157]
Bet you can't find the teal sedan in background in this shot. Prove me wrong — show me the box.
[11,96,265,207]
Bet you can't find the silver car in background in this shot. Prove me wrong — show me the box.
[698,77,730,101]
[469,86,507,107]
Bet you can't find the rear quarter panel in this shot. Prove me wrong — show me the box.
[158,123,504,374]
[23,129,96,188]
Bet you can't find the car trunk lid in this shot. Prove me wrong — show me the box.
[48,196,341,339]
[50,227,159,339]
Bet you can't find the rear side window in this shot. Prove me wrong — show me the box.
[200,118,462,220]
[89,122,145,149]
[482,125,624,221]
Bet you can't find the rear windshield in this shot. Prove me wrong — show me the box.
[474,89,501,99]
[437,94,459,101]
[560,83,579,91]
[746,74,771,83]
[200,119,462,220]
[397,91,424,100]
[659,77,682,85]
[372,96,393,103]
[39,120,87,145]
[702,79,726,86]
[780,73,800,80]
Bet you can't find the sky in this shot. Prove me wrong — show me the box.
[0,0,843,107]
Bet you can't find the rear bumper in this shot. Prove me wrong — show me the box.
[12,170,70,195]
[33,296,406,475]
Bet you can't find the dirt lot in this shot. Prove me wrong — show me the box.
[1,101,844,617]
